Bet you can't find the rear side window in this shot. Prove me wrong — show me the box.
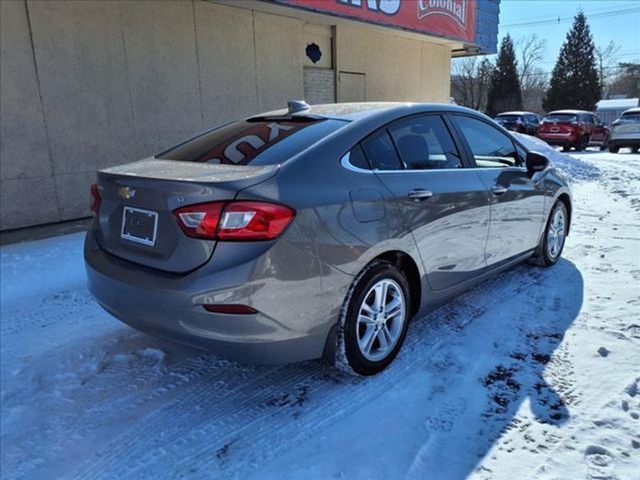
[580,114,593,124]
[452,115,523,168]
[388,115,462,169]
[348,144,370,170]
[496,115,521,122]
[361,129,403,170]
[158,118,347,166]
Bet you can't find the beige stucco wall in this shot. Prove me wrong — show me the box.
[0,0,451,231]
[335,24,451,103]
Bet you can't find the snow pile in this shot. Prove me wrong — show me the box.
[514,132,602,182]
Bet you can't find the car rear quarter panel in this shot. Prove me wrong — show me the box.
[237,122,427,333]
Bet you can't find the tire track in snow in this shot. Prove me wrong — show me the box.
[60,265,548,480]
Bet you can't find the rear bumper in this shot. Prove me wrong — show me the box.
[609,132,640,149]
[84,230,331,364]
[609,140,640,149]
[537,132,577,146]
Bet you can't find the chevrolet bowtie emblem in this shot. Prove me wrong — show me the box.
[118,186,136,200]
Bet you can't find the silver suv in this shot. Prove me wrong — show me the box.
[609,107,640,153]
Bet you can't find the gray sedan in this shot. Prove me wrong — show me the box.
[85,102,572,375]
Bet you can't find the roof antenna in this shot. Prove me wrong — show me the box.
[288,100,310,114]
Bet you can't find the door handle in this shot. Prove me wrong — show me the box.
[491,185,508,195]
[408,189,434,201]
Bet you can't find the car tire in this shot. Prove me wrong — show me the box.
[334,260,411,376]
[609,145,620,153]
[529,201,568,268]
[575,135,589,151]
[632,147,639,154]
[562,145,571,152]
[600,136,609,150]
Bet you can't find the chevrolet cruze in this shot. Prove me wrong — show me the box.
[85,102,572,375]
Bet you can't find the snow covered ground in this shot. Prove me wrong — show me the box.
[1,149,639,480]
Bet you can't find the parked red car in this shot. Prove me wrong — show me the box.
[538,110,609,151]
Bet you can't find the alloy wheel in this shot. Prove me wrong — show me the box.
[547,207,566,259]
[356,279,406,362]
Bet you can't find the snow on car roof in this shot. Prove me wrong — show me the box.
[497,111,537,116]
[547,110,589,115]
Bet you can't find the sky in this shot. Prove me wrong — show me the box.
[497,0,640,72]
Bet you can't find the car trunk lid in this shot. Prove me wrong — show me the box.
[94,158,278,273]
[541,115,577,134]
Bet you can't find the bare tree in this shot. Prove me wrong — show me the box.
[516,35,545,86]
[596,41,622,96]
[451,56,493,112]
[515,35,548,112]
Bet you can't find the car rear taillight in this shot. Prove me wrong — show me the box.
[90,182,101,215]
[174,201,295,241]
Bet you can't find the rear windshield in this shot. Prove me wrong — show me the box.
[496,115,522,122]
[544,113,577,123]
[158,118,347,166]
[620,112,640,123]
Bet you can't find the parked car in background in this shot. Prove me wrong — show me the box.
[595,97,640,126]
[608,107,640,153]
[494,111,542,135]
[538,110,609,151]
[85,102,572,376]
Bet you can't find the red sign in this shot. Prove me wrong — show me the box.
[275,0,476,43]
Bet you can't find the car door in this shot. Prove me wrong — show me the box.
[361,113,492,291]
[590,114,608,143]
[449,114,546,267]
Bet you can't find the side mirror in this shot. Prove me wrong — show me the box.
[526,151,549,173]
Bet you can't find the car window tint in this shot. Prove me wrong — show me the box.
[157,118,347,166]
[349,144,370,170]
[388,115,462,169]
[546,113,577,123]
[496,115,521,122]
[453,115,523,168]
[361,129,403,170]
[620,112,640,123]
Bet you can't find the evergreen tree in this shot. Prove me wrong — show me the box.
[486,35,522,117]
[543,12,601,112]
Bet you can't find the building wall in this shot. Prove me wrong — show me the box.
[335,24,451,103]
[0,0,451,231]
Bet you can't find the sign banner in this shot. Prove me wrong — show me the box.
[274,0,476,44]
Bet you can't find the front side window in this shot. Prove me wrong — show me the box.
[388,115,462,169]
[452,115,523,168]
[158,118,347,166]
[361,129,403,170]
